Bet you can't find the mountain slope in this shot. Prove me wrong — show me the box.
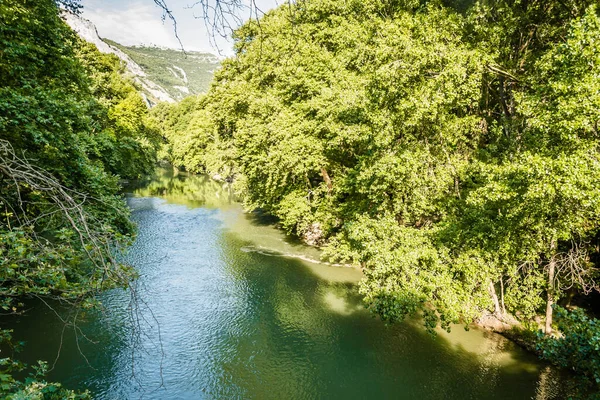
[61,11,219,105]
[105,41,220,101]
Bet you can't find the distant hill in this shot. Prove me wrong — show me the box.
[62,10,219,105]
[104,41,220,101]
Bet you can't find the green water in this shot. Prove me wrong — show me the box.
[5,168,571,399]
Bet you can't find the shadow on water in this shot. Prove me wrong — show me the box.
[1,168,577,399]
[209,229,573,400]
[244,208,280,227]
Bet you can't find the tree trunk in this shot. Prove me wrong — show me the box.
[545,256,556,335]
[489,281,502,318]
[498,76,511,140]
[321,167,332,194]
[500,276,506,316]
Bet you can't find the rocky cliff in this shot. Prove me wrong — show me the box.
[61,11,218,105]
[105,41,220,101]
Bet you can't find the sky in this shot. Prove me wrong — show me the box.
[81,0,279,55]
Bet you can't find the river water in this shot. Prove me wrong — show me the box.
[5,168,571,399]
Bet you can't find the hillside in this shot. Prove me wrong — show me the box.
[104,41,220,101]
[62,10,219,105]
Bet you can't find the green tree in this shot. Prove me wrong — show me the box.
[0,0,156,396]
[155,0,600,363]
[75,40,161,179]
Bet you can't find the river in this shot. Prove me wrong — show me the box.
[4,168,571,399]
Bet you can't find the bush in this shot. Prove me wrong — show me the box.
[537,306,600,394]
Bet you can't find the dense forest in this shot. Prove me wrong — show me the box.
[2,0,600,397]
[0,0,160,396]
[154,0,600,393]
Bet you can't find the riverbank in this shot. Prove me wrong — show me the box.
[197,165,595,394]
[3,167,572,398]
[475,314,538,351]
[475,309,600,398]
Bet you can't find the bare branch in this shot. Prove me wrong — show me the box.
[552,240,600,294]
[0,139,166,387]
[153,0,279,54]
[153,0,186,52]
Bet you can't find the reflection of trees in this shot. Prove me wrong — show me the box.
[205,231,349,398]
[128,167,235,208]
[2,295,130,394]
[208,228,571,399]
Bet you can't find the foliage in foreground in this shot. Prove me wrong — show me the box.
[0,0,159,396]
[0,0,156,312]
[537,306,600,394]
[0,329,90,399]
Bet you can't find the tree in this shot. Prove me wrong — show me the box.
[154,0,600,335]
[1,0,156,395]
[75,40,162,179]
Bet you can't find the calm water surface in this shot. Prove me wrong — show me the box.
[6,168,571,399]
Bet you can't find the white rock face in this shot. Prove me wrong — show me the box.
[302,223,324,246]
[61,10,175,105]
[173,86,190,94]
[172,65,188,84]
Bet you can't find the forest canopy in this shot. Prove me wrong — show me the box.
[155,1,600,386]
[0,0,159,396]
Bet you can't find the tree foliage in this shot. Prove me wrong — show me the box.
[0,0,158,308]
[158,0,600,343]
[537,306,600,394]
[0,0,159,396]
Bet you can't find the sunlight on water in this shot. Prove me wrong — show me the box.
[2,168,575,399]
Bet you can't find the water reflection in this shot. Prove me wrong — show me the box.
[1,168,574,399]
[127,167,236,209]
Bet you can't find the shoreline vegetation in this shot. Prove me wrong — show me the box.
[2,0,600,398]
[151,0,600,395]
[221,164,600,395]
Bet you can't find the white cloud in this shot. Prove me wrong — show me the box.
[83,2,182,48]
[80,0,280,55]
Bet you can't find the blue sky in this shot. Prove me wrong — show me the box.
[81,0,278,55]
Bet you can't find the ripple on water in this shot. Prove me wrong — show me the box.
[3,170,575,399]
